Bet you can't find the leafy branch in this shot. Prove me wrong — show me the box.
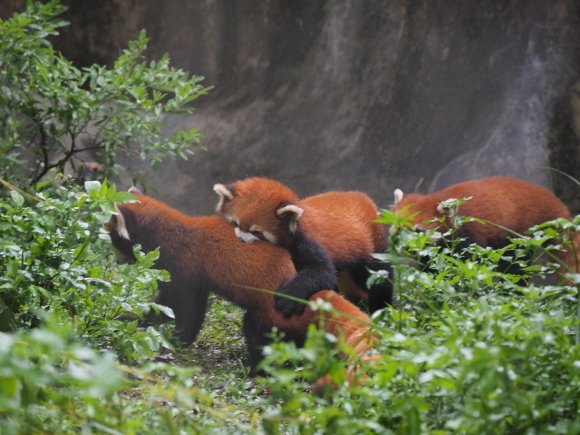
[0,0,211,188]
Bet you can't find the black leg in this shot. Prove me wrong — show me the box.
[349,260,394,313]
[242,313,273,373]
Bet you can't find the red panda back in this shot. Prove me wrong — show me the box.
[116,192,298,314]
[216,177,387,260]
[301,191,386,261]
[394,177,572,238]
[107,191,379,375]
[392,176,579,277]
[214,177,393,312]
[439,177,570,242]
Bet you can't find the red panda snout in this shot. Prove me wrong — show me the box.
[234,226,260,243]
[232,221,279,244]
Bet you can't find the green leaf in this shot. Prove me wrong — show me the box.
[9,190,24,208]
[84,180,101,194]
[150,303,175,319]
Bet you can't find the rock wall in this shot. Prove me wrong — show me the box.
[3,0,580,214]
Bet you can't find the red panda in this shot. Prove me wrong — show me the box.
[213,177,393,316]
[392,176,580,279]
[105,187,377,374]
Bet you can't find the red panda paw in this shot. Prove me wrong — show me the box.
[274,279,308,317]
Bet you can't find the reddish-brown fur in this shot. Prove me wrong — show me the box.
[392,176,580,278]
[215,177,392,309]
[217,178,385,258]
[105,191,377,375]
[301,191,388,267]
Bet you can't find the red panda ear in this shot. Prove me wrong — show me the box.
[393,189,404,206]
[276,203,304,234]
[213,183,235,212]
[128,186,142,196]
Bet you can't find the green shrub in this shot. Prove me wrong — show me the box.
[0,313,255,434]
[0,0,210,360]
[2,1,579,433]
[0,316,125,434]
[257,210,580,434]
[0,0,210,188]
[0,180,174,362]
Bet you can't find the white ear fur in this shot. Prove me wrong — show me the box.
[394,188,404,205]
[114,205,131,241]
[213,183,234,212]
[213,183,233,200]
[128,186,142,195]
[277,204,304,234]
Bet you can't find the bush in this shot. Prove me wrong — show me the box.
[0,0,210,188]
[257,209,580,434]
[1,1,579,433]
[0,180,174,361]
[0,317,124,434]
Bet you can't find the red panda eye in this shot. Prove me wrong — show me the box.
[251,230,261,237]
[232,221,239,228]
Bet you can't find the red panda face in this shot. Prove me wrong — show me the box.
[213,177,303,247]
[104,208,137,264]
[392,189,455,233]
[104,187,143,264]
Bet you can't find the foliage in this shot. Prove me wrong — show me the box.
[0,180,259,433]
[256,208,580,434]
[1,180,579,433]
[0,316,124,434]
[0,179,175,362]
[0,311,258,434]
[1,1,579,433]
[1,187,579,434]
[0,0,210,188]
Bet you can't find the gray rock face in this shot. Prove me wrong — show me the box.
[4,0,580,214]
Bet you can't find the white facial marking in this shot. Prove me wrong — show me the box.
[437,198,458,216]
[394,188,404,205]
[113,206,130,241]
[117,224,130,241]
[262,230,278,244]
[235,227,260,243]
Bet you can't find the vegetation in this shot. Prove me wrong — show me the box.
[0,0,209,189]
[0,2,579,434]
